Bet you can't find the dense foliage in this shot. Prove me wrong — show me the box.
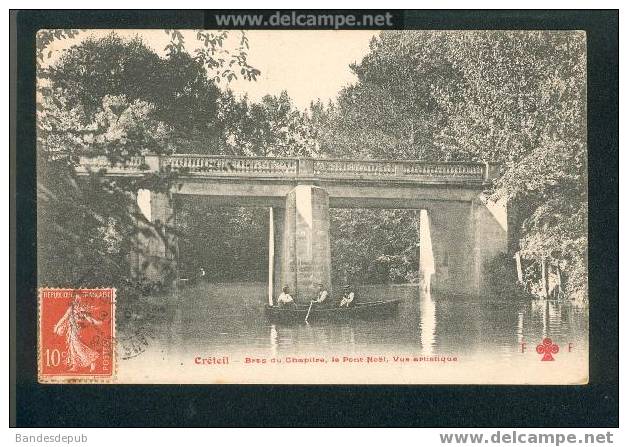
[175,199,268,282]
[330,209,420,285]
[311,31,586,299]
[36,31,262,292]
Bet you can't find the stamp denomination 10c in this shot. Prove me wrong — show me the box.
[38,288,115,383]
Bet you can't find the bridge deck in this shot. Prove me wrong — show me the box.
[76,155,498,208]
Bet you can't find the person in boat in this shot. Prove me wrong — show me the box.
[276,286,296,308]
[312,283,330,307]
[339,285,355,308]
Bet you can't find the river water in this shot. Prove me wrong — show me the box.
[131,282,588,362]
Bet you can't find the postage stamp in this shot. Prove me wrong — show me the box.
[38,288,116,383]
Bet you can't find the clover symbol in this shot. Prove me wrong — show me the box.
[536,338,559,361]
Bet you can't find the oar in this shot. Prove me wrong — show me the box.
[304,300,314,323]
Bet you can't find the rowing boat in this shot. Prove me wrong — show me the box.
[264,299,402,323]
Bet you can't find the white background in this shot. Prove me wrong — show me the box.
[3,1,624,444]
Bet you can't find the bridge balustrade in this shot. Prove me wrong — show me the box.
[77,154,493,183]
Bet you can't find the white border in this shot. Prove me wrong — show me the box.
[4,3,624,443]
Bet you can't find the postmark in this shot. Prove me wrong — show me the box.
[38,288,116,383]
[116,300,165,360]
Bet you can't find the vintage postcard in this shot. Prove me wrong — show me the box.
[35,28,588,384]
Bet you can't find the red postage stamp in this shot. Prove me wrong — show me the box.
[38,288,115,383]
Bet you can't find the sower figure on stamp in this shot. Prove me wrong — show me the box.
[53,293,103,372]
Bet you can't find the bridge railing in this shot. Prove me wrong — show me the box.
[76,154,495,183]
[311,159,486,182]
[165,155,299,176]
[76,155,147,174]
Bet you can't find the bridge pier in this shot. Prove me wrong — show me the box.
[421,202,476,296]
[271,207,285,301]
[420,198,507,297]
[472,196,508,293]
[133,189,178,288]
[277,185,332,303]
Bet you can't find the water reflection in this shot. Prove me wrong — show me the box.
[143,282,588,361]
[530,299,565,341]
[269,324,278,357]
[418,288,436,355]
[517,312,524,346]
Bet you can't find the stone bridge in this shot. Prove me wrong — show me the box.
[78,154,508,301]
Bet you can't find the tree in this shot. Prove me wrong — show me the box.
[431,31,587,300]
[36,30,261,294]
[309,30,587,299]
[330,209,419,285]
[176,199,268,282]
[44,33,227,153]
[220,90,317,157]
[314,32,464,161]
[37,93,174,288]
